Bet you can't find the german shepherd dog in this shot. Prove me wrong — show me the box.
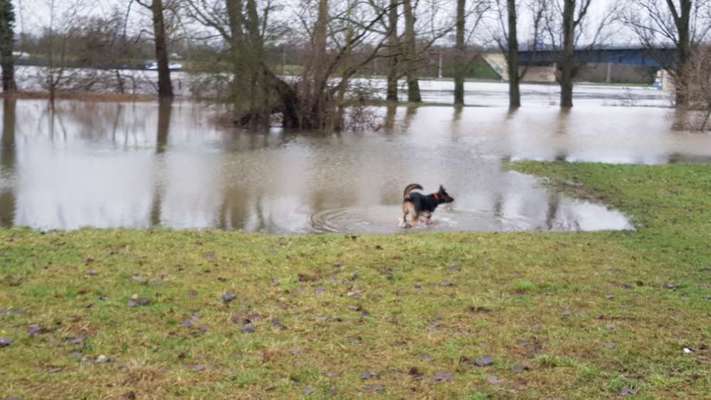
[401,183,454,228]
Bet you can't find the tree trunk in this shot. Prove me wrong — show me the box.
[226,0,244,106]
[297,0,333,129]
[1,97,15,171]
[0,97,14,226]
[245,0,271,125]
[507,0,520,108]
[151,0,173,98]
[559,0,575,108]
[386,0,399,102]
[673,0,692,107]
[454,0,465,105]
[0,0,16,93]
[403,0,421,103]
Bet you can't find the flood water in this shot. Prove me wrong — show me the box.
[2,81,710,233]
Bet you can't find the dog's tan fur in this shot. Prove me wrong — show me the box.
[401,184,423,227]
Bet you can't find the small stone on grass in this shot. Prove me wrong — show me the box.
[619,387,637,397]
[222,291,237,304]
[363,384,385,394]
[28,324,47,337]
[360,371,378,380]
[95,355,111,364]
[128,295,151,308]
[474,356,494,367]
[433,371,454,383]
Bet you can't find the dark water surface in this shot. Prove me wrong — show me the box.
[1,91,708,233]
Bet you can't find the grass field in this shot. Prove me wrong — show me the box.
[1,162,709,399]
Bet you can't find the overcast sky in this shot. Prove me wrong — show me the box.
[15,0,144,31]
[15,0,633,45]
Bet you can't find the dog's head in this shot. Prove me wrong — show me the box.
[436,185,455,203]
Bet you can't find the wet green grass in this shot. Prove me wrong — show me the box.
[1,162,709,399]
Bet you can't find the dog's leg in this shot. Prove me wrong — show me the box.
[424,212,433,225]
[409,211,419,227]
[401,204,412,228]
[401,212,410,228]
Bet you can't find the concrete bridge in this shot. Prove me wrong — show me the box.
[483,46,678,85]
[518,47,677,68]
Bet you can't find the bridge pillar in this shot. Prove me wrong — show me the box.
[656,69,675,93]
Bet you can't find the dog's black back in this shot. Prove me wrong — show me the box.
[407,192,442,213]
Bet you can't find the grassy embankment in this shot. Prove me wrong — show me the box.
[1,163,709,399]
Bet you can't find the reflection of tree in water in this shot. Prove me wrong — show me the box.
[218,186,251,230]
[0,98,16,226]
[553,109,571,161]
[448,105,464,137]
[252,194,279,233]
[148,100,174,227]
[545,192,560,230]
[156,99,172,153]
[492,192,504,220]
[383,102,398,133]
[402,104,418,131]
[39,101,159,146]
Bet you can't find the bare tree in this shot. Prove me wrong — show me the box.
[184,0,289,125]
[386,0,399,101]
[492,0,544,108]
[0,0,17,93]
[184,0,448,129]
[559,0,590,108]
[454,0,465,105]
[624,0,711,107]
[679,46,711,129]
[40,0,87,103]
[505,0,519,108]
[135,0,175,98]
[454,0,488,106]
[543,0,617,108]
[402,0,420,102]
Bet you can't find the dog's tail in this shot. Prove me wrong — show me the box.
[403,183,423,200]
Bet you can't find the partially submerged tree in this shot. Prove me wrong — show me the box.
[369,0,454,103]
[135,0,175,98]
[402,0,420,102]
[543,0,618,108]
[492,0,545,108]
[453,0,488,105]
[559,0,590,108]
[454,0,465,105]
[623,0,711,107]
[678,46,711,129]
[186,0,395,130]
[385,0,399,101]
[41,0,87,103]
[0,0,17,93]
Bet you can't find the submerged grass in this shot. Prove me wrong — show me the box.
[1,162,710,399]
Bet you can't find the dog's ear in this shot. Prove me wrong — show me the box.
[439,185,445,193]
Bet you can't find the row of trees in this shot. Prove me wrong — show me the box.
[2,0,711,128]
